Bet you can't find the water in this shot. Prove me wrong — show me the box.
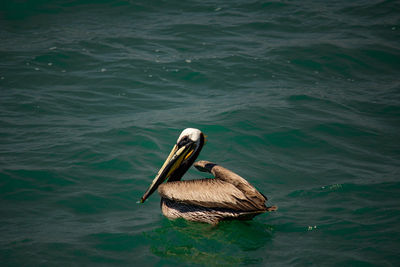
[1,0,399,265]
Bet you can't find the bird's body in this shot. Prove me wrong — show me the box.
[160,197,265,225]
[141,129,276,224]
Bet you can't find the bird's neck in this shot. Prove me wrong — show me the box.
[168,133,205,182]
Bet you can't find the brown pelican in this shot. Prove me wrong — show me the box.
[140,128,277,224]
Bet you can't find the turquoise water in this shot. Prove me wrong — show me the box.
[1,0,400,265]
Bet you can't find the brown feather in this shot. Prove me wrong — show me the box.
[158,179,263,211]
[158,161,268,213]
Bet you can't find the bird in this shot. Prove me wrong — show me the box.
[140,128,277,224]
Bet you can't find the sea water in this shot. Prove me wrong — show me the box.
[1,0,399,265]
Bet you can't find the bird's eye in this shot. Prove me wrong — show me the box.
[178,136,190,147]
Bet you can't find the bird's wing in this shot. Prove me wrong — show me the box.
[194,161,268,209]
[158,179,266,211]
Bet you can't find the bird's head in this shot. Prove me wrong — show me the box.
[140,128,206,203]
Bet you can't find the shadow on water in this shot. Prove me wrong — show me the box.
[144,218,276,266]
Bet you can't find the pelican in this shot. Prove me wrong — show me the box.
[140,128,277,224]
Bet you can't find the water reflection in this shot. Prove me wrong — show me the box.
[144,218,275,265]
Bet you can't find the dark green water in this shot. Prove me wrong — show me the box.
[1,0,400,266]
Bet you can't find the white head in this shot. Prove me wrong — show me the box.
[177,128,202,145]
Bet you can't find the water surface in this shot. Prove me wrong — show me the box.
[1,0,400,265]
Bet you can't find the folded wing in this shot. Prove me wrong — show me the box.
[158,178,266,211]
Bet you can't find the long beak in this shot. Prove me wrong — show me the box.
[140,143,195,203]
